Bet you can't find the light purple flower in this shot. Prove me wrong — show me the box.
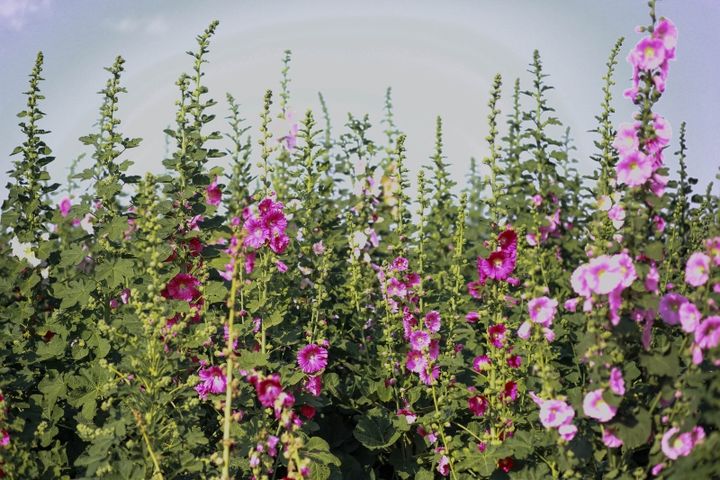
[583,389,617,423]
[685,252,711,287]
[678,302,701,333]
[658,293,688,326]
[528,296,558,327]
[609,367,625,396]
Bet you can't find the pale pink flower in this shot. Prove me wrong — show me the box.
[609,367,625,396]
[661,427,701,460]
[472,355,491,372]
[564,298,579,312]
[312,241,325,255]
[685,252,711,287]
[654,17,678,52]
[437,455,450,477]
[695,316,720,350]
[587,255,623,295]
[543,327,556,342]
[424,311,441,333]
[528,296,558,327]
[658,293,688,326]
[705,237,720,265]
[517,321,532,340]
[571,264,592,297]
[538,399,575,428]
[558,424,577,442]
[406,350,427,373]
[616,151,654,187]
[678,302,701,333]
[59,197,72,217]
[409,330,431,351]
[612,123,639,156]
[602,429,624,448]
[628,37,666,71]
[583,389,617,423]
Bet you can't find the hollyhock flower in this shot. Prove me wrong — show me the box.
[256,374,283,408]
[610,367,625,396]
[654,17,678,52]
[10,236,41,267]
[386,277,407,298]
[616,151,654,187]
[304,375,323,396]
[517,321,531,340]
[245,251,256,274]
[608,204,626,229]
[424,311,441,332]
[206,177,222,206]
[615,253,636,288]
[629,37,666,71]
[269,233,289,254]
[501,381,518,401]
[497,457,514,473]
[195,365,226,399]
[583,389,617,422]
[419,364,440,385]
[437,455,450,477]
[543,327,556,342]
[704,237,720,265]
[586,255,624,295]
[409,331,431,350]
[612,123,639,156]
[488,323,507,348]
[276,260,288,273]
[0,430,9,447]
[482,250,516,281]
[472,355,491,372]
[602,429,624,448]
[392,256,409,271]
[163,273,201,302]
[646,263,660,293]
[658,293,688,326]
[558,424,577,441]
[465,311,480,323]
[497,229,518,253]
[507,354,522,368]
[468,395,489,417]
[397,408,417,424]
[649,172,668,197]
[263,208,287,237]
[685,252,711,287]
[538,400,575,428]
[571,264,592,297]
[405,272,421,288]
[312,240,325,255]
[678,302,701,333]
[59,197,72,217]
[297,344,328,374]
[467,280,483,298]
[695,316,720,350]
[428,340,440,360]
[654,215,666,232]
[531,194,543,206]
[564,298,579,312]
[406,350,427,373]
[528,296,558,327]
[243,216,268,248]
[661,427,703,460]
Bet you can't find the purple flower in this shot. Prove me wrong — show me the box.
[528,296,558,327]
[658,293,688,326]
[602,429,624,448]
[685,252,711,287]
[609,367,625,396]
[206,177,222,206]
[409,330,431,351]
[424,311,441,333]
[59,197,72,217]
[297,344,328,374]
[195,366,226,399]
[616,151,654,187]
[695,316,720,350]
[406,350,427,373]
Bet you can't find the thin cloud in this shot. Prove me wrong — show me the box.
[0,0,51,30]
[109,15,169,36]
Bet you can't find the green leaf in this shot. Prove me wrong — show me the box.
[353,409,402,450]
[614,408,651,450]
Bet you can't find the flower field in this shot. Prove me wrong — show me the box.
[1,2,719,479]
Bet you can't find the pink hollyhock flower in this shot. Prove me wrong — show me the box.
[661,427,702,460]
[609,367,625,396]
[538,399,575,428]
[501,381,518,402]
[59,197,72,217]
[243,216,268,248]
[428,339,440,360]
[263,208,287,237]
[1,430,9,447]
[312,241,325,255]
[392,256,409,271]
[612,123,639,156]
[195,365,226,399]
[695,316,720,350]
[205,177,222,206]
[387,277,407,298]
[543,327,556,342]
[245,251,256,274]
[645,263,660,293]
[678,302,701,333]
[497,229,518,253]
[269,233,289,254]
[424,311,441,333]
[651,463,666,476]
[608,286,623,326]
[437,455,450,477]
[583,389,617,422]
[629,37,666,70]
[120,288,131,304]
[498,457,514,473]
[528,296,558,327]
[256,374,283,407]
[517,320,532,340]
[654,17,678,52]
[488,323,507,348]
[653,215,666,233]
[304,375,323,396]
[397,407,417,424]
[531,194,543,206]
[482,250,516,281]
[705,237,720,265]
[507,354,522,368]
[406,350,427,373]
[276,260,288,273]
[571,264,592,297]
[409,330,431,350]
[602,429,624,448]
[649,172,668,197]
[419,364,440,385]
[608,204,626,229]
[685,252,711,287]
[647,114,672,154]
[405,272,421,288]
[587,255,624,295]
[297,344,328,374]
[163,273,201,302]
[465,311,480,323]
[658,293,688,326]
[558,424,577,442]
[616,151,654,187]
[472,355,491,372]
[468,395,489,417]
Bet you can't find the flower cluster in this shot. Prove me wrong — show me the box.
[243,196,290,254]
[529,392,577,441]
[469,229,518,296]
[405,310,442,385]
[571,252,636,325]
[518,296,558,342]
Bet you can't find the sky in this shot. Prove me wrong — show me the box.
[1,0,719,203]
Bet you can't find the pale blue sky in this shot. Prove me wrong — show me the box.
[1,0,719,203]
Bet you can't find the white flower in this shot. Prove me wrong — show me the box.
[10,236,41,267]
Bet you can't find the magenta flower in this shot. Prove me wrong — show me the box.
[629,37,666,70]
[658,293,688,326]
[297,344,328,374]
[695,316,720,350]
[428,339,440,360]
[488,323,507,348]
[528,296,558,327]
[1,430,9,447]
[468,395,489,417]
[162,273,201,302]
[263,209,287,237]
[616,151,654,187]
[406,350,427,373]
[661,426,704,460]
[538,399,574,429]
[195,365,226,399]
[419,364,439,385]
[269,233,289,254]
[255,374,283,407]
[653,17,678,53]
[583,389,617,423]
[304,375,323,396]
[465,311,480,323]
[409,330,431,351]
[386,277,407,298]
[609,367,625,396]
[472,355,491,373]
[497,228,518,253]
[243,215,269,249]
[685,252,711,287]
[612,122,639,156]
[424,311,441,333]
[602,429,624,448]
[501,381,518,402]
[59,197,72,217]
[437,455,450,477]
[205,177,222,206]
[679,302,701,333]
[392,256,409,271]
[483,250,516,281]
[507,354,522,368]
